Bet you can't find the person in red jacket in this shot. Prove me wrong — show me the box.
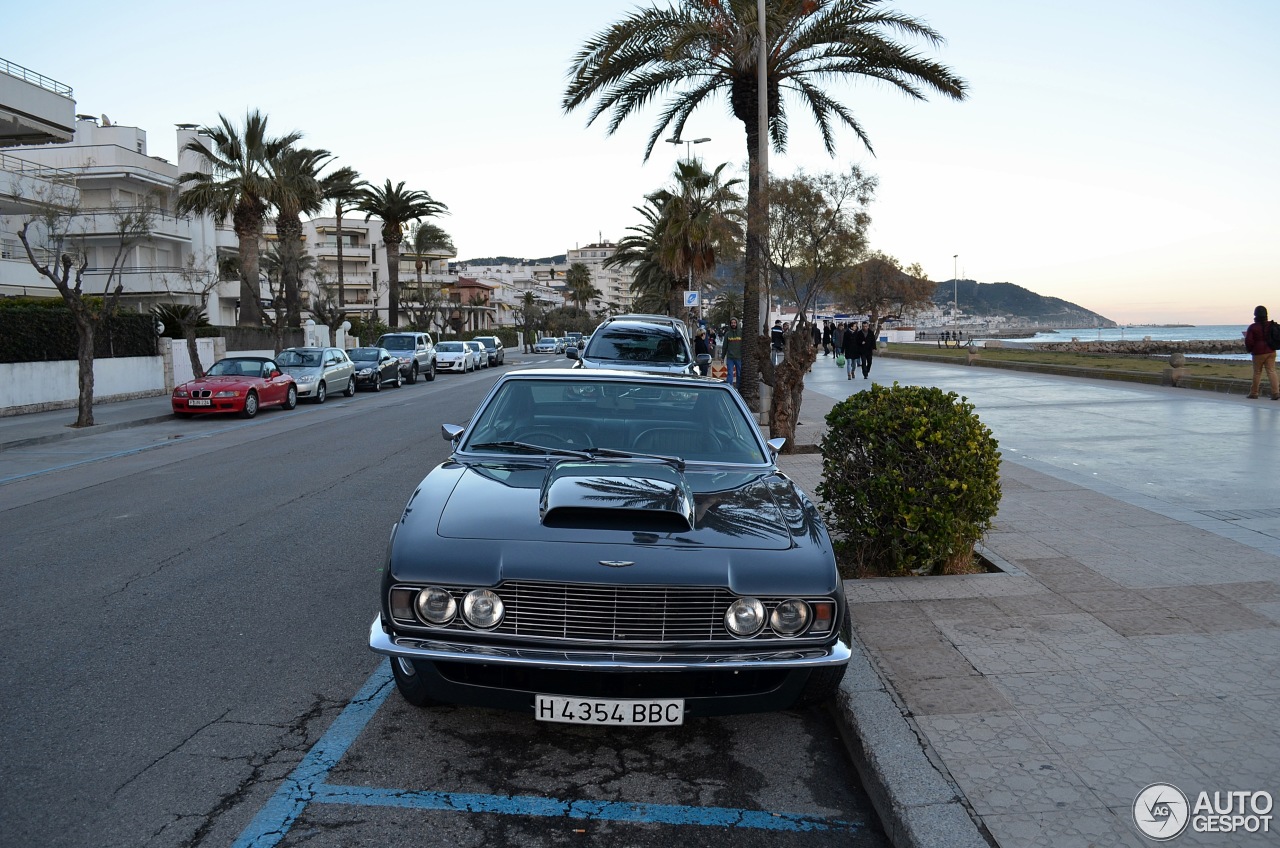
[1244,304,1279,400]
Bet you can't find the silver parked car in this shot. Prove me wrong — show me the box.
[276,347,356,403]
[464,340,488,370]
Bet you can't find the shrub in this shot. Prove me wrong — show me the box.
[817,383,1001,577]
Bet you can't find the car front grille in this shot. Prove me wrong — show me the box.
[394,581,825,645]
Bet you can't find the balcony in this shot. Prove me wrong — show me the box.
[74,206,193,242]
[0,151,78,215]
[314,244,370,259]
[0,57,75,147]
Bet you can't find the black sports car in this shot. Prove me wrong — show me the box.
[369,369,849,724]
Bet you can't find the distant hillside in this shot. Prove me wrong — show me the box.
[936,280,1115,327]
[459,255,566,266]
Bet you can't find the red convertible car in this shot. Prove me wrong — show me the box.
[172,357,298,419]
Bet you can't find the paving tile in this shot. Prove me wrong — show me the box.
[895,674,1012,715]
[1036,570,1127,594]
[983,808,1145,848]
[990,671,1111,710]
[1125,697,1258,745]
[1022,704,1165,753]
[1185,737,1280,786]
[990,592,1083,616]
[854,618,946,649]
[1090,607,1198,637]
[1179,602,1279,634]
[944,753,1096,816]
[916,712,1054,759]
[1062,747,1209,809]
[846,599,927,624]
[953,642,1072,676]
[1017,557,1094,576]
[919,597,1004,621]
[1064,590,1163,613]
[1244,601,1280,623]
[873,642,976,681]
[1084,663,1200,703]
[1140,585,1254,608]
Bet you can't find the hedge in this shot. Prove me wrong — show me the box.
[0,303,158,363]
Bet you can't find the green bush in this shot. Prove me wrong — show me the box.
[817,383,1001,577]
[0,303,157,363]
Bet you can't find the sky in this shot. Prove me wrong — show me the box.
[7,0,1277,325]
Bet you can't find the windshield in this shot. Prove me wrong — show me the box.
[380,337,415,351]
[475,338,496,349]
[462,378,767,464]
[538,338,557,345]
[207,358,266,377]
[350,348,381,362]
[437,342,463,352]
[585,328,689,364]
[277,350,321,367]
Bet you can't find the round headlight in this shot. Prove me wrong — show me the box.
[462,589,505,629]
[769,599,812,637]
[414,587,456,625]
[725,597,765,637]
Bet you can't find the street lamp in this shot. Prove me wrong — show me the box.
[664,135,711,163]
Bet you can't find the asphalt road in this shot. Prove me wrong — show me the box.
[0,358,886,848]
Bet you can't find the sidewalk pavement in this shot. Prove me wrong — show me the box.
[6,370,1279,847]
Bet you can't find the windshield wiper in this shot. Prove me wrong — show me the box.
[468,441,592,459]
[583,446,685,472]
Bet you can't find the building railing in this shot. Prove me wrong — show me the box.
[0,57,73,97]
[0,151,79,184]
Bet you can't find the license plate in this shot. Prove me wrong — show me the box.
[535,695,684,725]
[188,399,211,407]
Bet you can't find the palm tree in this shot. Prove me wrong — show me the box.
[565,262,600,315]
[564,0,967,406]
[264,146,331,328]
[178,110,302,327]
[355,181,448,328]
[606,197,683,314]
[651,160,742,316]
[318,166,367,309]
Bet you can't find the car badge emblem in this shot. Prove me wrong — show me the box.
[598,560,635,568]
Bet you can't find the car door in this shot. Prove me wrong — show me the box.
[333,349,354,390]
[262,360,288,405]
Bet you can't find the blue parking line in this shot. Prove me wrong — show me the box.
[313,785,862,833]
[233,662,861,844]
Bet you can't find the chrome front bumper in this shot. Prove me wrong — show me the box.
[369,617,850,672]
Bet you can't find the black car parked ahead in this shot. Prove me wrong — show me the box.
[472,335,505,367]
[348,347,404,391]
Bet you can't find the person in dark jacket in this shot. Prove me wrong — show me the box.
[858,321,876,379]
[841,323,859,380]
[693,328,711,376]
[822,321,833,356]
[1244,304,1279,400]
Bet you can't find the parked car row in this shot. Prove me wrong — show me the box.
[170,333,508,419]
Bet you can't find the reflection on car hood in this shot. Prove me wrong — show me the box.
[390,461,837,595]
[179,375,251,389]
[279,366,322,378]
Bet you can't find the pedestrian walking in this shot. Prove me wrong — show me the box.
[841,323,859,380]
[858,320,876,379]
[706,326,717,357]
[822,321,833,356]
[723,317,743,390]
[694,328,711,376]
[1244,305,1280,400]
[770,320,785,366]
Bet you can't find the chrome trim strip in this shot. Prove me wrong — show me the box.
[369,617,850,670]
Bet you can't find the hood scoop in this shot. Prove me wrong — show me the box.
[540,461,695,532]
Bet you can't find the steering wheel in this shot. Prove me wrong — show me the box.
[511,427,594,450]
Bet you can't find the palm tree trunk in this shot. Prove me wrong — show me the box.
[278,214,303,328]
[741,121,763,411]
[386,241,401,328]
[234,202,266,327]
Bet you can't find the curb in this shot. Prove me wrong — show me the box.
[828,632,991,848]
[0,413,174,453]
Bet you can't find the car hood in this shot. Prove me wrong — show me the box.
[279,366,322,379]
[389,460,836,595]
[179,375,254,390]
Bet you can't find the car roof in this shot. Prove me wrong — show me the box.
[498,367,715,385]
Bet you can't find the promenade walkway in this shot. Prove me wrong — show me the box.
[783,353,1280,847]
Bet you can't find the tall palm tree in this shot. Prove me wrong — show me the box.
[318,166,367,309]
[651,160,743,316]
[265,146,331,328]
[178,110,302,327]
[565,262,600,315]
[606,198,682,314]
[564,0,967,405]
[356,181,448,328]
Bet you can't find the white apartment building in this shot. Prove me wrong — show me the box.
[565,241,634,313]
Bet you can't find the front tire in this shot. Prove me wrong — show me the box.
[240,391,259,418]
[315,381,327,404]
[344,377,356,397]
[408,365,418,385]
[390,657,439,707]
[425,360,435,381]
[394,371,403,388]
[283,385,298,410]
[373,375,382,392]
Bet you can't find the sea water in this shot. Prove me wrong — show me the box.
[1019,325,1245,343]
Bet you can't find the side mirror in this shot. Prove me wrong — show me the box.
[696,353,712,366]
[442,423,464,443]
[565,347,579,360]
[271,369,282,378]
[766,437,786,457]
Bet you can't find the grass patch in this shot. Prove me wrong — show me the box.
[886,344,1251,380]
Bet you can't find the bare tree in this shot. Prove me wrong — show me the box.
[14,191,154,427]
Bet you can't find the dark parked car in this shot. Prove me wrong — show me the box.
[349,347,403,391]
[472,335,505,367]
[369,369,850,724]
